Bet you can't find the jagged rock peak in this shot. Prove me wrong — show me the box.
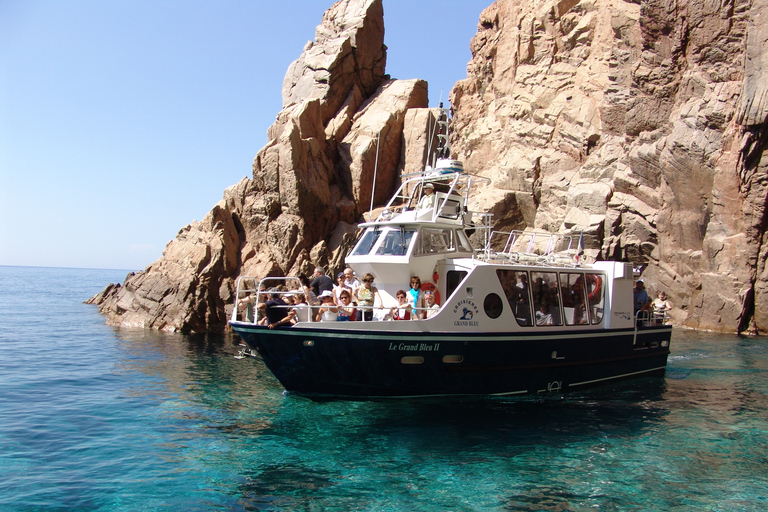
[87,0,429,333]
[281,0,386,118]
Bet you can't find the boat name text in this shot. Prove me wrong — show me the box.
[388,342,440,352]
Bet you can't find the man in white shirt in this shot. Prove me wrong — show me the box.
[418,183,436,209]
[343,267,362,291]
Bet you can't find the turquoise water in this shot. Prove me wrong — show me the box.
[1,266,767,511]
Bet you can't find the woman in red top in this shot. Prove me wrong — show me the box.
[390,290,413,320]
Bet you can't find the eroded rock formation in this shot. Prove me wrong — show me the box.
[90,0,768,334]
[88,0,429,331]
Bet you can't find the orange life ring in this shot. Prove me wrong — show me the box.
[586,274,602,304]
[421,282,440,305]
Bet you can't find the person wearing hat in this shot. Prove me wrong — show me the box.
[314,290,339,322]
[333,271,352,305]
[418,182,436,209]
[633,279,650,315]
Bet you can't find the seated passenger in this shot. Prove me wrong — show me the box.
[390,290,414,320]
[421,290,440,319]
[535,304,553,326]
[314,290,339,322]
[336,290,356,321]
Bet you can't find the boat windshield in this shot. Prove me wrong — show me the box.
[374,228,415,256]
[350,228,381,256]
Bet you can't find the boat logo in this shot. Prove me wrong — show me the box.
[613,311,631,321]
[453,300,479,326]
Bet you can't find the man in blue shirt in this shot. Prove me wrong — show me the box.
[633,279,650,314]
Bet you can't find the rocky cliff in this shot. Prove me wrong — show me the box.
[450,0,768,333]
[89,0,768,334]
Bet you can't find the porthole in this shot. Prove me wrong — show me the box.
[442,355,464,364]
[484,293,503,319]
[401,356,424,365]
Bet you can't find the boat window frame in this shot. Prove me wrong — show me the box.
[446,270,468,301]
[560,272,590,325]
[496,269,533,327]
[415,227,457,256]
[530,271,563,327]
[372,227,416,257]
[350,227,382,257]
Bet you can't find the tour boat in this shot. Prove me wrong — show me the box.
[229,114,672,399]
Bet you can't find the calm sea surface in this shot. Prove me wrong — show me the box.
[1,265,767,511]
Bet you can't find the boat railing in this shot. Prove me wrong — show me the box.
[477,229,580,267]
[232,276,306,324]
[232,276,444,324]
[634,309,669,335]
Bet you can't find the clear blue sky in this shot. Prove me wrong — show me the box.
[1,0,490,271]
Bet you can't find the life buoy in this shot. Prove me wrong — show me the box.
[586,274,602,304]
[421,282,440,305]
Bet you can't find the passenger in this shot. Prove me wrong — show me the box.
[653,291,671,313]
[407,276,424,310]
[633,279,650,315]
[653,291,671,324]
[343,267,362,291]
[418,183,436,209]
[535,304,553,326]
[310,267,334,297]
[298,273,318,305]
[237,292,256,322]
[354,273,382,321]
[256,303,268,325]
[265,289,295,329]
[314,290,339,322]
[333,272,352,305]
[390,290,414,320]
[421,290,440,319]
[291,292,311,323]
[336,290,357,321]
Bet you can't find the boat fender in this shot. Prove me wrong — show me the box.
[587,274,602,304]
[421,282,440,305]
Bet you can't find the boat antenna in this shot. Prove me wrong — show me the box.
[425,91,445,168]
[369,128,381,222]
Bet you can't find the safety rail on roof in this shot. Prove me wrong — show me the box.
[475,229,586,268]
[369,167,491,224]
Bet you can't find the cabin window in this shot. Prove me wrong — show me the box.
[484,293,504,319]
[560,273,590,325]
[530,271,563,326]
[417,228,456,255]
[374,228,415,256]
[437,197,462,220]
[496,270,533,327]
[585,273,605,324]
[446,270,468,300]
[350,228,381,256]
[456,230,473,252]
